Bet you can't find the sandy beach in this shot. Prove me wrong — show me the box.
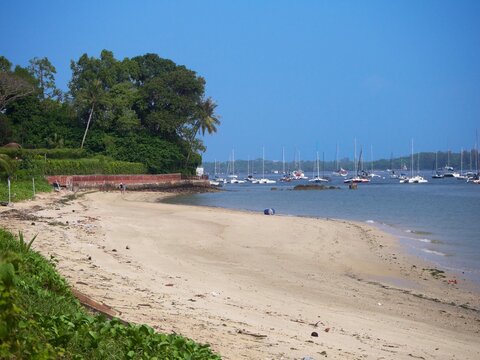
[1,190,479,360]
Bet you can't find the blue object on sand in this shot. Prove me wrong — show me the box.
[264,208,275,215]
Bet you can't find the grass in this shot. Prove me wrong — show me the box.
[0,177,52,203]
[0,229,222,359]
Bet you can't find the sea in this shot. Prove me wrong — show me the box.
[166,171,480,285]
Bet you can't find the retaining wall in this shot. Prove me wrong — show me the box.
[45,173,195,190]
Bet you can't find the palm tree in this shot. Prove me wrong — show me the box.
[185,97,221,169]
[78,79,103,149]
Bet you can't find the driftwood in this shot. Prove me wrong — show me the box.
[236,328,267,338]
[71,288,120,319]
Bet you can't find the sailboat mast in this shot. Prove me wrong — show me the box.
[322,151,325,177]
[371,145,374,173]
[411,139,414,178]
[335,143,339,170]
[460,148,463,175]
[354,138,357,174]
[262,147,265,178]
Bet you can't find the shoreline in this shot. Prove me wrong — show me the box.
[1,190,479,359]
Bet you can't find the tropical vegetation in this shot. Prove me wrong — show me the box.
[0,51,220,176]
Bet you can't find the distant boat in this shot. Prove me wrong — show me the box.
[227,149,246,184]
[332,143,348,177]
[443,150,459,178]
[344,140,370,184]
[456,148,468,180]
[431,152,444,179]
[400,140,427,184]
[309,151,329,183]
[252,147,276,184]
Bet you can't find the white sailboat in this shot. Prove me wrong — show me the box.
[309,151,329,183]
[332,143,348,177]
[443,150,460,178]
[456,148,468,180]
[400,140,428,184]
[227,149,245,184]
[253,147,276,184]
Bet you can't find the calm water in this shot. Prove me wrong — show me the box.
[167,172,480,283]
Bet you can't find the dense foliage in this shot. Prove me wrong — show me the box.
[0,228,222,359]
[0,52,220,175]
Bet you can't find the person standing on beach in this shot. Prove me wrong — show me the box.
[119,183,125,194]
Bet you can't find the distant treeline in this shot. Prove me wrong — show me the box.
[0,50,220,175]
[203,150,480,174]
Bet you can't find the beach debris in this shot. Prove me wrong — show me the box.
[112,249,117,252]
[87,255,91,261]
[165,283,174,287]
[236,329,267,338]
[303,357,315,360]
[138,303,152,307]
[320,350,328,357]
[264,208,275,215]
[447,279,458,284]
[31,222,35,225]
[378,302,382,306]
[126,245,130,250]
[210,291,219,297]
[324,327,330,332]
[311,331,319,337]
[71,288,120,318]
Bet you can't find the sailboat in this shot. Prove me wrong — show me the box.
[399,140,428,183]
[443,150,460,178]
[332,143,348,177]
[344,140,370,184]
[210,159,225,186]
[227,149,246,184]
[457,148,468,180]
[431,151,444,179]
[309,151,329,183]
[252,147,276,184]
[368,145,381,178]
[290,149,308,180]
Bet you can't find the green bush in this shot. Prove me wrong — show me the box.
[0,148,87,160]
[0,229,222,359]
[30,158,147,176]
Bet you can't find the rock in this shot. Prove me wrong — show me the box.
[311,331,319,337]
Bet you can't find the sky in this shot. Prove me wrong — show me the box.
[1,0,479,162]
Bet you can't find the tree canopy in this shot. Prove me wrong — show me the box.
[0,51,220,174]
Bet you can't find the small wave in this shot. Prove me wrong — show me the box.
[405,229,432,235]
[422,248,447,256]
[365,220,375,224]
[418,238,432,243]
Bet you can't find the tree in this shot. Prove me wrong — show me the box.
[0,56,12,72]
[28,57,61,100]
[77,78,104,148]
[185,97,221,167]
[0,72,35,112]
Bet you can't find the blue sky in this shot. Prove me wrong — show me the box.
[1,0,479,161]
